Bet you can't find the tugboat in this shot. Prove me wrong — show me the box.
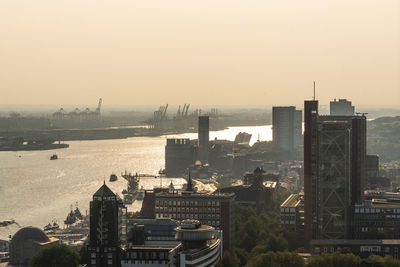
[50,154,58,160]
[109,174,117,182]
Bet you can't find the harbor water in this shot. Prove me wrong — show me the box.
[0,125,272,239]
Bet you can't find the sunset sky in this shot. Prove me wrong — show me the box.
[1,0,399,106]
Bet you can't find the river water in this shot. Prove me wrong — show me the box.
[0,125,272,239]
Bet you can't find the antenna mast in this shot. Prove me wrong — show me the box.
[313,81,316,100]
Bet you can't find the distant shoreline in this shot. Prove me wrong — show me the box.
[0,143,69,151]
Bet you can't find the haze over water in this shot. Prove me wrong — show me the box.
[0,125,272,239]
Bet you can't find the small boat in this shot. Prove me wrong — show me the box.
[50,154,58,160]
[110,174,117,182]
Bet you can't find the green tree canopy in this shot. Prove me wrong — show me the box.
[31,243,79,267]
[246,251,305,267]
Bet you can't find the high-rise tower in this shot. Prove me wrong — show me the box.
[272,106,302,151]
[198,116,209,163]
[88,182,127,267]
[304,100,319,245]
[304,99,367,244]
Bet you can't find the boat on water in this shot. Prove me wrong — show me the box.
[50,154,58,160]
[109,174,117,182]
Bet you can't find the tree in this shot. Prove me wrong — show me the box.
[246,251,304,267]
[307,251,361,267]
[31,243,79,267]
[217,250,240,267]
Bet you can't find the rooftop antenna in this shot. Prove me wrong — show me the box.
[313,81,316,100]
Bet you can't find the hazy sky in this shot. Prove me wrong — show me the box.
[1,0,399,106]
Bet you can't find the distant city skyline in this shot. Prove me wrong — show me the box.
[1,0,399,106]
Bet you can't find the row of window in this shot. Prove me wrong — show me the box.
[354,208,400,214]
[156,199,220,207]
[156,212,220,220]
[125,251,169,260]
[156,207,220,213]
[280,207,296,213]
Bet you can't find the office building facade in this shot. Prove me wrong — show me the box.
[198,116,210,163]
[154,191,235,250]
[272,106,302,151]
[330,98,355,116]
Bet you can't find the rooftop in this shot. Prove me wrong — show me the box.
[93,182,116,198]
[281,194,301,207]
[311,239,400,245]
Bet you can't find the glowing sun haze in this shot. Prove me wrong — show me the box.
[1,0,399,106]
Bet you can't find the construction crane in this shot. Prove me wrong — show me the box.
[96,98,102,114]
[185,104,190,116]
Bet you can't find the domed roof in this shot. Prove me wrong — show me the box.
[11,226,50,243]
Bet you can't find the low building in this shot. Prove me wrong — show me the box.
[121,220,222,267]
[280,194,304,233]
[154,177,235,250]
[353,199,400,239]
[175,220,222,266]
[218,167,277,213]
[9,227,59,266]
[310,239,400,259]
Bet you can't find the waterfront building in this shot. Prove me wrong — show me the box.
[272,106,302,151]
[88,182,127,267]
[198,116,210,164]
[330,98,355,116]
[154,182,235,250]
[165,138,196,177]
[9,227,59,266]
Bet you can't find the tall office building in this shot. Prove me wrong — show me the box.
[304,99,367,244]
[88,182,127,267]
[304,100,319,244]
[318,120,352,239]
[330,99,355,116]
[272,106,302,151]
[198,116,209,163]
